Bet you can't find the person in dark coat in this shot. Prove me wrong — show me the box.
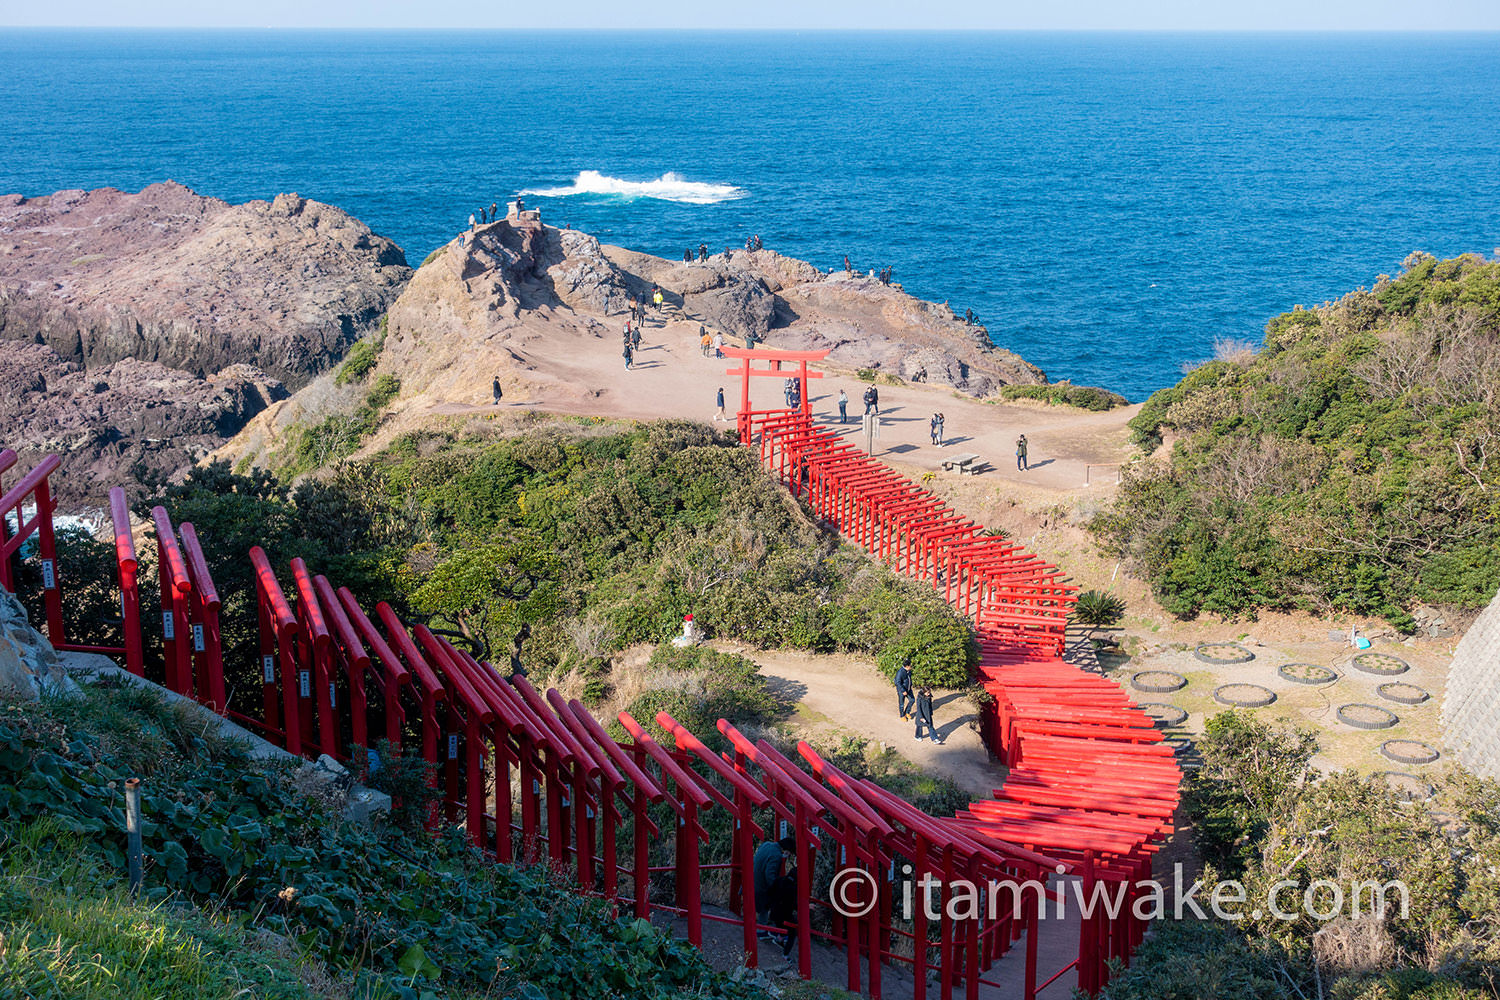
[914,686,939,743]
[492,378,503,404]
[753,836,794,934]
[895,657,914,719]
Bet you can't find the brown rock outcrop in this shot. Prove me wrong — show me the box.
[0,182,410,386]
[381,218,1043,401]
[0,182,409,500]
[0,341,286,503]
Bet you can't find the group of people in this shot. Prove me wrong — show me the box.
[621,318,643,370]
[894,657,940,743]
[467,200,501,232]
[783,378,802,408]
[699,325,725,358]
[681,236,762,263]
[929,412,945,447]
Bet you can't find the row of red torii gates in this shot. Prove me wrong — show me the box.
[1,356,1178,999]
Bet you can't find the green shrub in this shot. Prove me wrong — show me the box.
[1073,589,1126,628]
[999,383,1128,411]
[872,612,977,688]
[333,338,380,385]
[366,373,401,409]
[1097,252,1500,624]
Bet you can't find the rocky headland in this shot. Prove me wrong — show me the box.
[380,215,1043,403]
[0,182,411,499]
[220,210,1049,469]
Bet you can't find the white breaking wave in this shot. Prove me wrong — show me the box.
[520,170,745,205]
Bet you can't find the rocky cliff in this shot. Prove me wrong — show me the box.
[377,216,1043,402]
[0,182,411,500]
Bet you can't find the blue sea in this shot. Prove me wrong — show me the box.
[3,30,1498,400]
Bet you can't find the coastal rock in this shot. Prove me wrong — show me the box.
[0,182,410,386]
[0,340,285,502]
[0,182,406,499]
[0,589,69,702]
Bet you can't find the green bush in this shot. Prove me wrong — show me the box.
[1072,589,1126,628]
[1097,252,1500,624]
[999,383,1128,411]
[872,613,977,688]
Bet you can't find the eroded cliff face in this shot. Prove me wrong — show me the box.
[0,182,410,501]
[378,216,1044,403]
[0,182,409,385]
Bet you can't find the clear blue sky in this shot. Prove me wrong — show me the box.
[3,0,1499,30]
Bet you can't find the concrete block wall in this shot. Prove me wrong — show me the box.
[1442,585,1500,780]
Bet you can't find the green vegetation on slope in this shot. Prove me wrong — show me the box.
[139,420,975,712]
[1103,712,1500,1000]
[1095,252,1500,623]
[0,684,762,1000]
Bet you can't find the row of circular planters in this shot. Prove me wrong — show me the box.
[1130,643,1442,777]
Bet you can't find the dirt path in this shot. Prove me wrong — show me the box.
[712,643,1007,800]
[421,309,1137,499]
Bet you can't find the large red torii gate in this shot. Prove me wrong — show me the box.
[721,345,830,440]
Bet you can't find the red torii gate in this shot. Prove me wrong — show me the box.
[721,345,830,440]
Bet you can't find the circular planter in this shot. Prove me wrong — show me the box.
[1140,703,1188,728]
[1377,682,1430,706]
[1194,642,1255,665]
[1131,670,1188,694]
[1278,662,1339,686]
[1213,683,1277,708]
[1351,652,1410,676]
[1380,740,1440,766]
[1337,703,1400,730]
[1377,771,1435,802]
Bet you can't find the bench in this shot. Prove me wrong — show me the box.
[940,452,982,475]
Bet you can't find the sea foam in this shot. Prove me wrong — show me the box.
[520,170,745,205]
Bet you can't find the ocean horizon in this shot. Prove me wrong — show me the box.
[3,28,1498,399]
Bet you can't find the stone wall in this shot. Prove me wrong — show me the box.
[1441,585,1500,780]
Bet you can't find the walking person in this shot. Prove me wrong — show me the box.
[1016,433,1029,471]
[623,342,634,371]
[930,413,941,446]
[838,389,848,424]
[700,326,712,357]
[714,387,727,422]
[651,285,664,314]
[631,323,642,350]
[936,412,945,447]
[492,378,503,404]
[712,331,724,359]
[895,656,915,719]
[914,686,939,743]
